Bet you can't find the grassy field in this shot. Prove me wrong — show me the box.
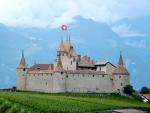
[0,91,149,113]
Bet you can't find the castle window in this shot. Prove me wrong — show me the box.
[61,72,63,75]
[102,75,104,77]
[121,83,123,86]
[66,75,68,78]
[93,75,94,77]
[23,68,26,71]
[73,57,75,62]
[119,76,121,78]
[46,82,47,86]
[71,61,72,65]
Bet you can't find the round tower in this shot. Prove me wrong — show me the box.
[16,51,28,90]
[112,52,130,94]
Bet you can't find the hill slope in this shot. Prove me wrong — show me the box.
[0,92,149,113]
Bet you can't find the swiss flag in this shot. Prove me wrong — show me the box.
[61,25,67,31]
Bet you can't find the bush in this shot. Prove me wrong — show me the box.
[140,86,150,94]
[123,85,135,95]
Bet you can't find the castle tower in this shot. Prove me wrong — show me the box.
[16,51,28,90]
[113,52,130,93]
[56,38,77,70]
[53,55,66,92]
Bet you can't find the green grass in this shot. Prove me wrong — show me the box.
[0,91,149,113]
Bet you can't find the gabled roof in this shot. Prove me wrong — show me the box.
[95,61,116,67]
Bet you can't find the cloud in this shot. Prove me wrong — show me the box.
[111,24,147,37]
[28,36,42,41]
[0,0,150,28]
[106,39,118,48]
[25,43,43,56]
[125,40,149,49]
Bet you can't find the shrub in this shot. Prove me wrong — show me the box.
[123,85,135,95]
[140,86,150,94]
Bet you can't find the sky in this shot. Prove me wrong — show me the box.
[0,0,150,90]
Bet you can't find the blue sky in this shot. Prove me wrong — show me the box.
[0,0,150,90]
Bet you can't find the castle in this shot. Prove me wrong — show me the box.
[16,39,130,93]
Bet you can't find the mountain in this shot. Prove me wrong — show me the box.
[0,17,149,89]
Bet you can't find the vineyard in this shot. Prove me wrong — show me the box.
[0,91,149,113]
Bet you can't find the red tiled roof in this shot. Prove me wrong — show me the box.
[113,66,129,75]
[113,53,129,75]
[142,94,150,101]
[118,54,124,66]
[28,64,54,71]
[78,56,95,67]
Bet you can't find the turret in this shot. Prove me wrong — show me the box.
[54,55,64,72]
[113,52,129,75]
[112,52,130,93]
[16,51,28,90]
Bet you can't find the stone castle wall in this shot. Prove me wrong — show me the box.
[16,70,129,93]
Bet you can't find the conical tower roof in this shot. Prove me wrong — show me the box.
[113,52,129,75]
[118,53,124,66]
[17,51,27,69]
[58,39,66,52]
[64,37,72,52]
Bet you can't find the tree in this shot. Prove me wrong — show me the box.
[123,85,135,95]
[140,86,149,94]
